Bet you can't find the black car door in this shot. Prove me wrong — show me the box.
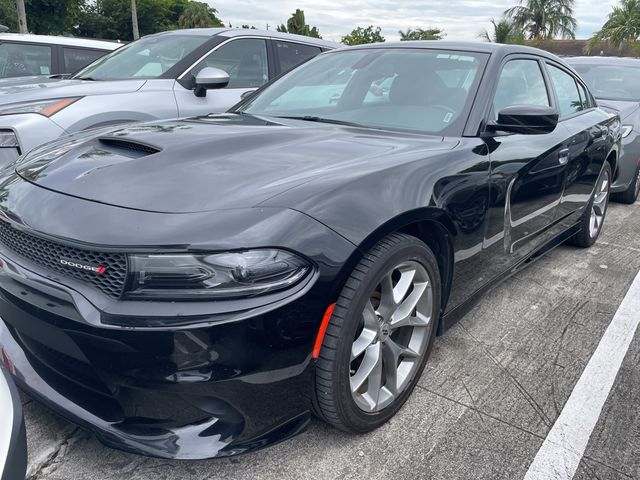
[544,62,610,230]
[482,56,570,273]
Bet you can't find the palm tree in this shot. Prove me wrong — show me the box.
[590,0,640,50]
[479,18,525,43]
[131,0,139,40]
[16,0,27,33]
[505,0,577,39]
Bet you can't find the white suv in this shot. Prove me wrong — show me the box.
[0,29,337,166]
[0,34,120,78]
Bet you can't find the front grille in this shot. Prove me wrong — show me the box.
[0,220,128,298]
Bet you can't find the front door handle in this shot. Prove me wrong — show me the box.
[559,149,570,165]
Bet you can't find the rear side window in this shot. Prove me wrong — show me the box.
[275,41,321,73]
[0,42,52,78]
[547,64,583,117]
[576,81,593,110]
[493,59,549,118]
[191,39,268,88]
[63,48,106,74]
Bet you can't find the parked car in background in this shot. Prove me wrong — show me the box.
[0,29,336,166]
[569,57,640,203]
[0,42,619,459]
[0,34,120,79]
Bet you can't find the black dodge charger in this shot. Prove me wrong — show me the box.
[0,42,620,459]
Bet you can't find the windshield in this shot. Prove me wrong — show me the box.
[238,48,488,135]
[572,64,640,101]
[73,34,209,81]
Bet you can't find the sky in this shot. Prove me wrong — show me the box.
[207,0,618,42]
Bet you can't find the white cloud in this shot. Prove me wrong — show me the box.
[207,0,618,42]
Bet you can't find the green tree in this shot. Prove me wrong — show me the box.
[398,27,445,41]
[178,1,223,28]
[0,0,17,31]
[76,0,199,40]
[341,25,385,45]
[479,17,526,43]
[505,0,577,40]
[23,0,84,35]
[590,0,640,50]
[277,9,321,38]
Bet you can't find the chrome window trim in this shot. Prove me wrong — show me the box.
[178,35,328,81]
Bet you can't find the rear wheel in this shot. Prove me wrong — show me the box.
[314,233,441,433]
[612,165,640,205]
[570,163,611,248]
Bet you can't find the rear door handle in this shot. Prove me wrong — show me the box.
[559,149,570,165]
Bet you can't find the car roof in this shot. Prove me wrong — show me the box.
[151,28,340,49]
[332,40,566,60]
[0,33,121,50]
[566,56,640,67]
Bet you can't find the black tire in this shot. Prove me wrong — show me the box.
[314,233,441,433]
[612,165,640,205]
[569,162,611,248]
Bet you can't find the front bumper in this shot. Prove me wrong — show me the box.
[0,254,327,459]
[0,113,67,162]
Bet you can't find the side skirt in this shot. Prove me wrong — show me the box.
[437,223,580,335]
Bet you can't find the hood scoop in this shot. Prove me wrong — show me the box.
[98,137,161,158]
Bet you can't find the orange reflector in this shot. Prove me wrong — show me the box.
[312,303,336,359]
[40,98,78,117]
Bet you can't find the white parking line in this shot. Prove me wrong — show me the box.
[524,270,640,480]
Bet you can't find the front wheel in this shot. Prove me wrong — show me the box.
[569,163,611,248]
[314,233,441,433]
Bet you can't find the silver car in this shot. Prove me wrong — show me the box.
[0,29,337,165]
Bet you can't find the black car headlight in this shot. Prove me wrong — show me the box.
[126,249,311,300]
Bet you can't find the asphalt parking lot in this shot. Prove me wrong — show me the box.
[21,199,640,480]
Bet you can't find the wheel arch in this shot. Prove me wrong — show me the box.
[350,208,457,318]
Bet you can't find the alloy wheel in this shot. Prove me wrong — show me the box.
[589,168,610,239]
[349,261,433,413]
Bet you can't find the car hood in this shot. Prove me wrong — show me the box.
[597,99,640,121]
[16,114,458,213]
[0,75,66,89]
[0,78,146,103]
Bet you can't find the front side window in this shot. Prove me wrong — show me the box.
[190,39,268,89]
[493,59,549,118]
[547,64,583,117]
[239,49,488,135]
[74,34,209,81]
[0,43,52,78]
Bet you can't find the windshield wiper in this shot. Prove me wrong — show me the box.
[75,76,100,81]
[273,115,366,128]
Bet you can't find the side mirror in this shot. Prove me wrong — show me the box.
[194,67,230,98]
[487,105,559,135]
[0,365,27,480]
